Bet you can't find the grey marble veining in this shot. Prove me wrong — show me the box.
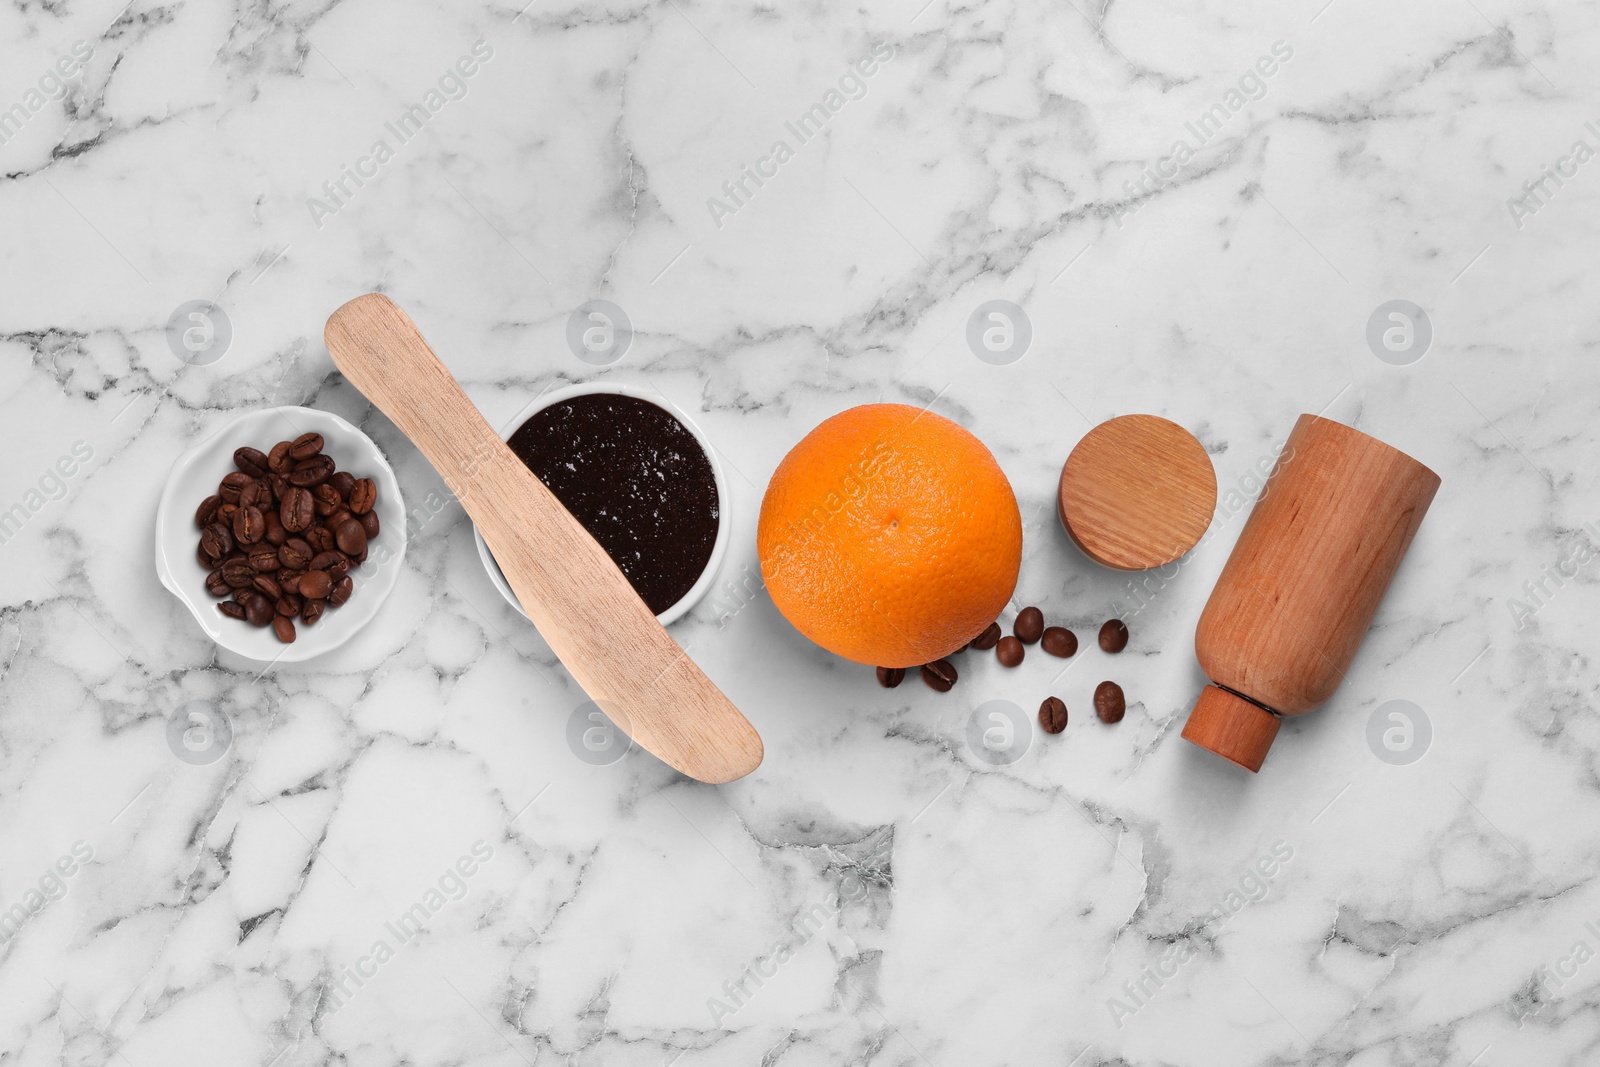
[1,0,1598,1064]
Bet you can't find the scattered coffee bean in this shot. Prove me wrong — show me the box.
[1039,696,1068,734]
[1099,619,1129,653]
[876,666,905,688]
[1014,606,1044,644]
[1041,626,1078,658]
[1094,681,1126,723]
[971,621,1001,650]
[996,635,1024,667]
[920,659,958,693]
[194,436,379,638]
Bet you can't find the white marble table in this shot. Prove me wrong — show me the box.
[2,0,1597,1063]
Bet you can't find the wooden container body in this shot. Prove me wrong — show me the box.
[1194,415,1439,715]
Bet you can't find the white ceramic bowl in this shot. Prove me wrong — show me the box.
[155,406,407,663]
[473,382,729,626]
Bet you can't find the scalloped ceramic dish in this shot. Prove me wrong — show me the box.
[155,406,407,663]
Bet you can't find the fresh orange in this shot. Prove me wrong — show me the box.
[758,403,1022,668]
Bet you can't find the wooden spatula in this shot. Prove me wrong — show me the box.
[324,294,763,784]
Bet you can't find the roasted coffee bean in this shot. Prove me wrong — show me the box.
[222,559,255,587]
[1094,681,1126,723]
[244,592,275,627]
[288,432,324,461]
[268,440,294,472]
[238,479,272,510]
[218,600,246,620]
[1039,696,1068,734]
[348,477,376,515]
[301,598,326,625]
[269,472,291,500]
[279,538,313,570]
[215,501,239,525]
[234,446,270,477]
[329,575,353,607]
[199,522,233,561]
[264,511,287,546]
[276,594,302,617]
[232,506,265,545]
[219,470,253,503]
[306,525,335,553]
[359,510,380,539]
[289,454,334,487]
[335,517,367,556]
[1099,619,1129,653]
[195,494,222,528]
[248,546,281,572]
[205,568,229,597]
[1041,626,1078,658]
[312,483,342,516]
[971,621,1002,651]
[280,486,315,532]
[354,545,368,565]
[307,550,345,572]
[299,569,333,599]
[278,569,304,595]
[920,659,958,692]
[1014,606,1044,644]
[233,587,254,603]
[198,543,216,568]
[996,635,1024,668]
[252,575,282,600]
[876,665,905,688]
[329,471,355,500]
[273,616,297,643]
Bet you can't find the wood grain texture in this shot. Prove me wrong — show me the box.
[324,294,762,784]
[1056,414,1217,570]
[1180,685,1281,773]
[1193,414,1440,717]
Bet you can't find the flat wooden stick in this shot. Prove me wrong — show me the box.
[325,294,762,783]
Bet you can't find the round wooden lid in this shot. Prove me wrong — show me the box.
[1057,414,1216,570]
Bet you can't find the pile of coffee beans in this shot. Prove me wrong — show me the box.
[873,607,1133,736]
[194,433,379,643]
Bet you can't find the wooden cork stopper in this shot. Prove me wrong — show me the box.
[1181,685,1281,773]
[1057,414,1217,570]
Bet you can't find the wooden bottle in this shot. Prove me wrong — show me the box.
[1180,415,1440,772]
